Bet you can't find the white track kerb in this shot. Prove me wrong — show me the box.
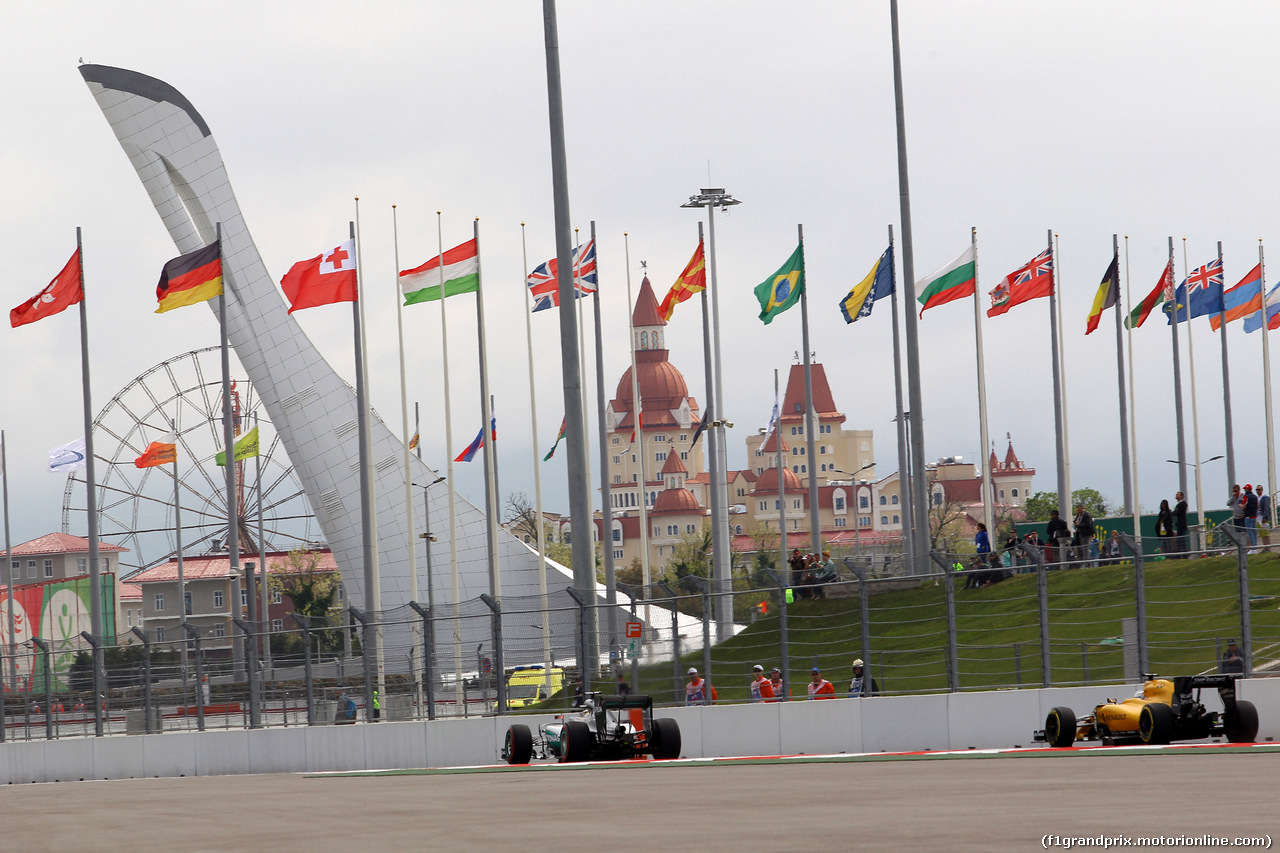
[1,678,1276,784]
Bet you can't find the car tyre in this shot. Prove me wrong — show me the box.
[1138,702,1175,745]
[562,720,592,763]
[649,718,682,760]
[1044,706,1077,748]
[504,724,533,765]
[1224,700,1259,743]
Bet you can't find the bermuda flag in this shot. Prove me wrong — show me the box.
[280,239,358,312]
[10,247,83,328]
[455,416,497,462]
[528,240,597,313]
[987,248,1053,318]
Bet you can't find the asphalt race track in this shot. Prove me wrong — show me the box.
[4,748,1277,851]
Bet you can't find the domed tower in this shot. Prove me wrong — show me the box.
[606,277,703,517]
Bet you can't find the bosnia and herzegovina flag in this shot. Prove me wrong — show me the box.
[1085,255,1120,335]
[755,243,804,325]
[134,432,177,468]
[156,241,222,313]
[839,246,894,325]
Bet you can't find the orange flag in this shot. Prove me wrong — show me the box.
[657,241,706,321]
[135,433,177,468]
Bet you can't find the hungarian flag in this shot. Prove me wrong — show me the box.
[1085,255,1120,335]
[657,241,706,321]
[917,245,976,316]
[11,248,83,328]
[755,243,805,325]
[543,418,567,461]
[401,239,479,305]
[1210,264,1264,331]
[215,426,260,466]
[455,417,496,463]
[280,239,357,312]
[527,240,597,313]
[1125,259,1173,329]
[987,248,1053,318]
[135,433,177,468]
[156,241,222,313]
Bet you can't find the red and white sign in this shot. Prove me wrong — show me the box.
[624,621,642,639]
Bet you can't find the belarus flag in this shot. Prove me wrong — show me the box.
[281,239,358,313]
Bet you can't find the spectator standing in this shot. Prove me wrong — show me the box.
[1074,504,1097,568]
[1155,499,1175,554]
[768,666,789,701]
[1173,492,1189,558]
[1045,510,1070,567]
[788,549,808,596]
[1221,639,1245,674]
[1003,532,1021,571]
[1259,485,1272,529]
[749,665,775,702]
[974,522,991,562]
[1229,484,1245,532]
[806,667,836,699]
[1243,484,1260,549]
[685,668,709,705]
[616,671,632,697]
[1106,530,1123,564]
[849,659,879,697]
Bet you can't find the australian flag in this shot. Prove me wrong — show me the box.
[528,239,597,312]
[1165,258,1224,324]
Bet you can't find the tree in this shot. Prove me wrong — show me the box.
[1024,488,1109,522]
[267,549,346,656]
[1023,491,1058,522]
[927,473,974,552]
[1071,487,1109,519]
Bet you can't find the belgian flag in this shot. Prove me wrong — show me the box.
[156,241,222,313]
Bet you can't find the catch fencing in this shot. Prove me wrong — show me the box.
[1,523,1274,741]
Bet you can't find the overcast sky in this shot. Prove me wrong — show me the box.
[4,1,1280,553]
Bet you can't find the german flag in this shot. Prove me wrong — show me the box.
[156,241,222,313]
[657,241,706,321]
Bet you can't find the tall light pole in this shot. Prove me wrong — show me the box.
[681,188,739,640]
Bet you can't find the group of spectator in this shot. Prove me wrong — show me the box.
[1227,483,1269,551]
[712,659,877,704]
[788,549,840,598]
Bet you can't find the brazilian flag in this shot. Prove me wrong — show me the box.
[754,243,805,325]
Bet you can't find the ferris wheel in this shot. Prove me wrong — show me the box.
[61,347,319,577]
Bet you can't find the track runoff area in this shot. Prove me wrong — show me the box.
[4,744,1276,851]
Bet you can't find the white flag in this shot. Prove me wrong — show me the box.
[761,389,782,447]
[48,437,87,474]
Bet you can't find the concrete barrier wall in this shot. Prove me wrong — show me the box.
[1,679,1273,784]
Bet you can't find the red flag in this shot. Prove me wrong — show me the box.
[11,248,83,328]
[987,248,1053,318]
[281,238,357,313]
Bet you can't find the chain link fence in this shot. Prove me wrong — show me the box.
[1,526,1275,740]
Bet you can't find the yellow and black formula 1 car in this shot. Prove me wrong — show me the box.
[1035,674,1259,747]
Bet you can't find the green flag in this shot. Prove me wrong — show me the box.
[216,426,260,466]
[754,243,805,325]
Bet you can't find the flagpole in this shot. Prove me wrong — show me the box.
[216,221,246,699]
[698,220,729,631]
[2,430,15,700]
[1113,235,1134,519]
[1182,237,1205,549]
[590,221,618,660]
[474,219,502,607]
[1131,235,1141,535]
[970,228,994,536]
[775,367,788,578]
[522,224,553,684]
[172,415,188,681]
[624,234,652,626]
[1169,236,1189,499]
[391,205,421,700]
[1215,240,1237,492]
[353,200,384,697]
[574,229,594,526]
[1054,234,1073,516]
[1048,228,1069,525]
[887,225,915,572]
[349,217,379,713]
[255,411,269,670]
[796,224,821,556]
[435,212,463,708]
[74,225,106,735]
[1125,237,1141,538]
[1260,241,1277,529]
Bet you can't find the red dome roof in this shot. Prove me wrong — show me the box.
[753,465,803,494]
[614,361,691,414]
[652,488,703,514]
[660,451,688,475]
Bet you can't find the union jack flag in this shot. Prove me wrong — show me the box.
[528,239,597,313]
[1187,258,1223,293]
[1013,248,1053,286]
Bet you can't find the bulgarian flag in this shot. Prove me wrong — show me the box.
[1125,259,1174,330]
[917,245,976,316]
[400,239,479,305]
[657,241,706,321]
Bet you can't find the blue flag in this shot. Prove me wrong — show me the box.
[1165,259,1224,324]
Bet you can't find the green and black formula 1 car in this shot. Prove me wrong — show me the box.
[502,693,681,764]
